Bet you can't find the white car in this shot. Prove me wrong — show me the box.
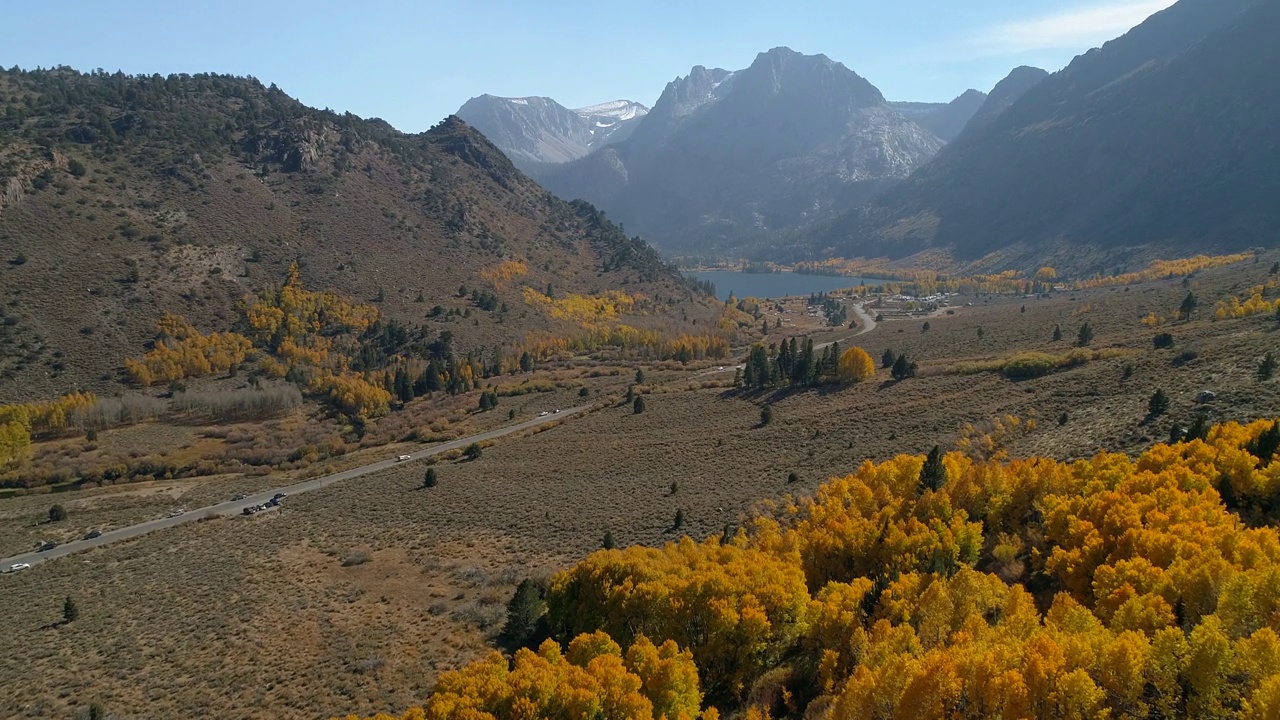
[554,409,561,414]
[396,454,411,461]
[539,411,549,417]
[7,563,30,572]
[168,509,185,518]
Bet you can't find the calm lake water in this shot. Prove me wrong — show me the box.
[687,271,871,302]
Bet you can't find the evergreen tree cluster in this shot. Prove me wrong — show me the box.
[741,338,843,390]
[808,292,849,327]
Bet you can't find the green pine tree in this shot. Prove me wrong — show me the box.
[919,445,947,492]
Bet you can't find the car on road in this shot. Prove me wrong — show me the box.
[38,541,58,552]
[396,454,411,461]
[242,507,257,516]
[84,529,102,540]
[554,408,561,414]
[167,509,185,518]
[272,493,287,501]
[231,493,247,501]
[539,411,549,417]
[6,563,30,573]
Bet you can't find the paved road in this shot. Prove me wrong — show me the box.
[0,405,593,572]
[848,302,877,336]
[697,302,879,376]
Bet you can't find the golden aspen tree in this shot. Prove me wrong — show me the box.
[837,347,875,383]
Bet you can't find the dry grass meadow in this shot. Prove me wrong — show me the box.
[3,256,1280,718]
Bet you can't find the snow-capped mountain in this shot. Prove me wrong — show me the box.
[574,100,649,148]
[455,95,648,170]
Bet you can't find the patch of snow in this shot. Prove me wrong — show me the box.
[574,100,650,122]
[508,98,529,105]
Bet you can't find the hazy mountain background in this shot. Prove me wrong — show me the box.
[888,90,987,143]
[530,47,948,257]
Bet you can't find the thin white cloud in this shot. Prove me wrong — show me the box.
[965,0,1178,57]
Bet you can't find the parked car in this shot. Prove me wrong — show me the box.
[167,509,185,518]
[38,541,58,552]
[539,411,549,417]
[232,493,247,501]
[272,493,287,501]
[6,563,30,573]
[242,507,257,516]
[84,529,102,540]
[396,454,411,462]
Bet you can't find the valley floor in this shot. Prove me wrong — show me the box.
[2,258,1280,718]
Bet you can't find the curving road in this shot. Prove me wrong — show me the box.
[0,405,593,572]
[848,302,877,336]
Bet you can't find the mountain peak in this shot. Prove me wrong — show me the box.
[538,47,941,255]
[455,94,650,169]
[734,47,883,107]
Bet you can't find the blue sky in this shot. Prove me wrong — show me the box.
[1,0,1175,132]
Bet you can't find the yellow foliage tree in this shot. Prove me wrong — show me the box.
[339,417,1280,720]
[837,347,876,383]
[367,633,713,720]
[0,420,31,468]
[124,313,251,386]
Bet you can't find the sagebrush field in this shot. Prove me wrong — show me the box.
[3,256,1280,718]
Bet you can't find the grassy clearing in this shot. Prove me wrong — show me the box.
[950,347,1132,379]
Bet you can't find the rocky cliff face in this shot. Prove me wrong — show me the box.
[0,147,68,219]
[536,47,942,256]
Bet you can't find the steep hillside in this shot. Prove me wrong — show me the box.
[819,0,1277,272]
[455,95,647,170]
[958,66,1048,137]
[0,69,719,402]
[536,48,942,258]
[890,89,987,142]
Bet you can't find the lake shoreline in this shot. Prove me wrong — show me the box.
[686,270,873,302]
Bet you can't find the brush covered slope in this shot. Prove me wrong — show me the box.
[820,0,1280,273]
[0,68,721,402]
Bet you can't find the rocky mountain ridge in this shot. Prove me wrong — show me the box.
[455,94,648,169]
